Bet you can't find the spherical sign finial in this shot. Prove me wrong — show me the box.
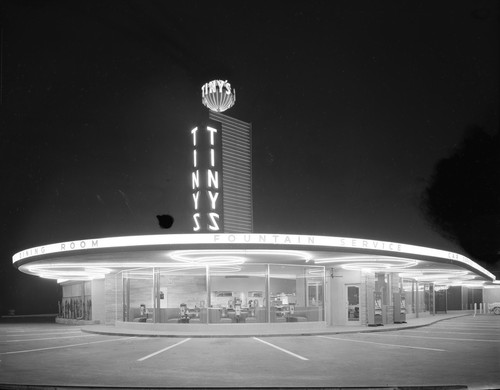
[201,80,236,112]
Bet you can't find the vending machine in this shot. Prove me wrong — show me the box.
[373,291,383,326]
[393,292,407,323]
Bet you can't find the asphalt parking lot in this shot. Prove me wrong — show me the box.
[0,315,499,389]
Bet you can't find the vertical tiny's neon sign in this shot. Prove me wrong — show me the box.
[191,125,222,232]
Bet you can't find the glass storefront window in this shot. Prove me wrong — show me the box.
[122,268,154,322]
[269,265,324,322]
[347,285,360,321]
[375,273,389,305]
[415,282,434,314]
[156,266,207,323]
[209,264,267,323]
[402,279,415,314]
[60,282,92,320]
[121,263,325,324]
[434,285,447,313]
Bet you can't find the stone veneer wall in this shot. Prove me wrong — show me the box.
[91,278,106,323]
[386,273,400,324]
[105,272,122,325]
[363,272,375,326]
[461,286,469,310]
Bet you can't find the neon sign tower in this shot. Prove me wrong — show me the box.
[191,80,253,233]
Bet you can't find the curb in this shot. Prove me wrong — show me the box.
[81,313,471,338]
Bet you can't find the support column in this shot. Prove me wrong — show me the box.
[206,265,210,324]
[415,281,419,318]
[153,268,160,323]
[364,272,375,326]
[431,283,435,315]
[105,272,122,325]
[387,273,400,324]
[266,264,270,323]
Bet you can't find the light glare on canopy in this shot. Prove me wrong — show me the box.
[317,256,418,271]
[168,249,311,266]
[400,269,478,284]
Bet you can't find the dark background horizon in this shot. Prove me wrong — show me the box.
[1,1,498,315]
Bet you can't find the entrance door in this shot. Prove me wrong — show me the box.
[346,285,360,323]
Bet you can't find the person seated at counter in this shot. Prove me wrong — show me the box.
[133,304,149,322]
[178,303,190,323]
[248,300,254,317]
[285,303,295,321]
[224,305,250,323]
[234,303,242,323]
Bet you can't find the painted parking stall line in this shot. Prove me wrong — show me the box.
[317,335,446,352]
[0,336,137,355]
[370,333,500,343]
[431,324,500,330]
[253,337,309,360]
[137,338,191,362]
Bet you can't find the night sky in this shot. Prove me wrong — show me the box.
[1,1,498,314]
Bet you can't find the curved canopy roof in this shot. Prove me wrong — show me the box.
[13,233,496,285]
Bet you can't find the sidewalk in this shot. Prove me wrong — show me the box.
[0,313,58,323]
[81,311,473,338]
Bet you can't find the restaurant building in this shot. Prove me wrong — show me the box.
[12,80,498,330]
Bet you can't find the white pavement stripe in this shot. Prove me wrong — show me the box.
[253,337,309,360]
[448,321,500,324]
[137,338,191,362]
[370,333,500,343]
[402,330,500,337]
[465,319,500,322]
[433,324,500,329]
[432,327,500,331]
[317,335,446,352]
[2,335,95,343]
[456,322,500,324]
[0,337,137,355]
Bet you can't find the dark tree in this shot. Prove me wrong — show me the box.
[421,127,500,266]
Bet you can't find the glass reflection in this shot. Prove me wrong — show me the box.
[269,265,324,322]
[156,267,207,323]
[121,264,325,324]
[209,264,267,323]
[122,268,154,322]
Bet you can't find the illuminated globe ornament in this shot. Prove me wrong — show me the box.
[201,80,236,112]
